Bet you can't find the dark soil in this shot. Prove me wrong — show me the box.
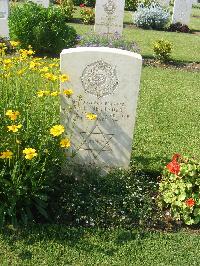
[143,58,200,72]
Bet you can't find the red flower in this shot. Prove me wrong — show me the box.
[80,3,85,7]
[185,198,195,207]
[166,153,181,175]
[166,161,180,175]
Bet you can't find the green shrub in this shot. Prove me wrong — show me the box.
[73,0,95,7]
[9,2,77,54]
[80,5,95,24]
[0,48,66,226]
[77,33,140,53]
[50,167,157,228]
[153,39,172,61]
[158,154,200,225]
[60,0,75,21]
[84,0,95,7]
[134,2,170,30]
[125,0,139,11]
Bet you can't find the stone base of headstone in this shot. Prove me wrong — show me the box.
[0,18,9,38]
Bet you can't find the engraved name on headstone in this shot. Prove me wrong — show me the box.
[0,0,9,38]
[172,0,193,25]
[94,0,125,36]
[60,47,142,170]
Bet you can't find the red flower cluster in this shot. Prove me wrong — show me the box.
[80,3,85,8]
[185,198,195,207]
[166,154,181,175]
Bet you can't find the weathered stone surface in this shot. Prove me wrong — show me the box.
[172,0,193,25]
[0,0,9,38]
[0,18,9,38]
[158,0,170,6]
[94,0,125,36]
[60,47,142,170]
[0,0,9,18]
[30,0,49,8]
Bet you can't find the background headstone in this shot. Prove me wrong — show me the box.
[0,0,9,18]
[172,0,193,25]
[158,0,170,6]
[0,0,9,38]
[30,0,49,8]
[60,47,142,170]
[94,0,125,36]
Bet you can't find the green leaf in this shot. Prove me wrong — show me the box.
[194,208,200,216]
[184,216,194,225]
[178,193,186,201]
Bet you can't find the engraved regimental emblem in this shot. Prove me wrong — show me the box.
[103,0,116,15]
[81,60,119,98]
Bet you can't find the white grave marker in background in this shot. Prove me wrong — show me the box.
[158,0,170,6]
[30,0,49,8]
[0,0,9,38]
[172,0,193,25]
[60,47,142,170]
[94,0,125,36]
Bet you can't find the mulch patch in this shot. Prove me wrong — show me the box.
[143,58,200,72]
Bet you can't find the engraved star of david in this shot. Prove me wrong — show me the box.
[79,124,114,160]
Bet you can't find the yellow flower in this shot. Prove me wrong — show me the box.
[27,49,35,56]
[49,63,59,68]
[60,138,71,148]
[86,113,97,120]
[39,66,49,73]
[37,90,50,97]
[10,41,20,47]
[17,69,25,76]
[50,91,60,96]
[0,150,13,159]
[37,90,45,97]
[63,89,74,96]
[29,61,37,69]
[23,148,37,160]
[50,125,65,137]
[43,73,57,81]
[60,74,70,82]
[3,59,12,65]
[6,110,20,121]
[7,124,22,132]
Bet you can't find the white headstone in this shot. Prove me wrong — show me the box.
[0,0,9,38]
[172,0,193,25]
[94,0,125,36]
[60,47,142,170]
[158,0,170,6]
[0,0,9,18]
[0,18,9,38]
[30,0,49,8]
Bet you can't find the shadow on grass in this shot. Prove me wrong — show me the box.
[0,226,150,261]
[131,154,169,178]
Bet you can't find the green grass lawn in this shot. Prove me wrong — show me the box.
[1,226,200,265]
[71,6,200,62]
[132,66,200,174]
